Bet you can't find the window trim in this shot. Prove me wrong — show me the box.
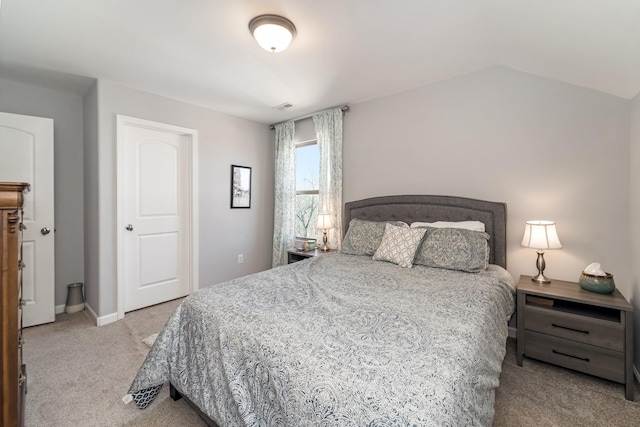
[296,138,317,148]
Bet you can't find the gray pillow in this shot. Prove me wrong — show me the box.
[340,218,408,256]
[414,227,490,272]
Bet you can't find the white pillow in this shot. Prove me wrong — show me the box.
[410,220,485,232]
[372,223,427,268]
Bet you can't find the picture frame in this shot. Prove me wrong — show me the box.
[230,164,252,208]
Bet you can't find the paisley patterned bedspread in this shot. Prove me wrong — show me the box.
[129,253,515,426]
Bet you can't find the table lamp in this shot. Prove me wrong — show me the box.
[521,220,562,284]
[316,213,333,251]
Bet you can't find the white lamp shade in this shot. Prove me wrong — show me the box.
[249,15,296,53]
[521,220,562,250]
[317,213,333,230]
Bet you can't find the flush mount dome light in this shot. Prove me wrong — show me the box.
[249,14,296,53]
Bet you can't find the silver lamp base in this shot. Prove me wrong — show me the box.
[321,229,329,251]
[531,250,551,284]
[531,272,551,284]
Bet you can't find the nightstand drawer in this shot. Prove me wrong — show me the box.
[525,330,624,383]
[524,305,624,351]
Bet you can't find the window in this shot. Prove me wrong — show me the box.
[295,140,319,238]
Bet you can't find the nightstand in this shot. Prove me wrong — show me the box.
[516,275,634,400]
[287,248,335,264]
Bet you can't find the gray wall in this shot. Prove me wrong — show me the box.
[345,66,631,297]
[630,92,640,372]
[0,77,85,309]
[86,79,274,318]
[82,82,100,312]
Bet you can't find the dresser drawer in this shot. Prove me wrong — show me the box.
[525,330,624,383]
[524,305,624,351]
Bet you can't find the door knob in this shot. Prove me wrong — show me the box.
[126,224,134,231]
[40,227,51,235]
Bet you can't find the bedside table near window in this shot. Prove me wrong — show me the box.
[516,275,634,400]
[287,248,336,264]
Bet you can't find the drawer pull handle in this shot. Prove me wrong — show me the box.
[551,323,589,334]
[552,349,590,362]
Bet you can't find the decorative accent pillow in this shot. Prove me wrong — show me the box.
[414,227,490,272]
[340,219,407,256]
[410,220,485,232]
[372,223,427,268]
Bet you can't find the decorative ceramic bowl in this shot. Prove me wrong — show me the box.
[578,271,615,294]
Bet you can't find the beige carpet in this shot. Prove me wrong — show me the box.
[23,299,640,426]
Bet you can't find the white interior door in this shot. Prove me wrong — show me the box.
[118,116,197,314]
[0,112,55,327]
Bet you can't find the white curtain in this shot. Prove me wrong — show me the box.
[272,121,296,267]
[313,108,343,250]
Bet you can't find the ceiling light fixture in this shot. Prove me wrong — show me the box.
[249,14,296,53]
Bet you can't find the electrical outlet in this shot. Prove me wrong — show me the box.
[237,254,244,264]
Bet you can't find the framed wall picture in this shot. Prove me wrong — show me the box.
[230,165,252,208]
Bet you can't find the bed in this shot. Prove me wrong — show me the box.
[128,195,515,426]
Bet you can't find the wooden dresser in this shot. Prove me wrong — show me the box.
[1,182,29,427]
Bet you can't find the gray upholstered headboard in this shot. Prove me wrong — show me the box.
[343,195,507,268]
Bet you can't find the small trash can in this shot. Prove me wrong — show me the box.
[65,282,85,314]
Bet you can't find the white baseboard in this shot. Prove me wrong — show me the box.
[55,304,65,314]
[84,303,118,326]
[97,312,118,326]
[84,303,97,324]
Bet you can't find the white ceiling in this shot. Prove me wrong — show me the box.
[1,0,639,124]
